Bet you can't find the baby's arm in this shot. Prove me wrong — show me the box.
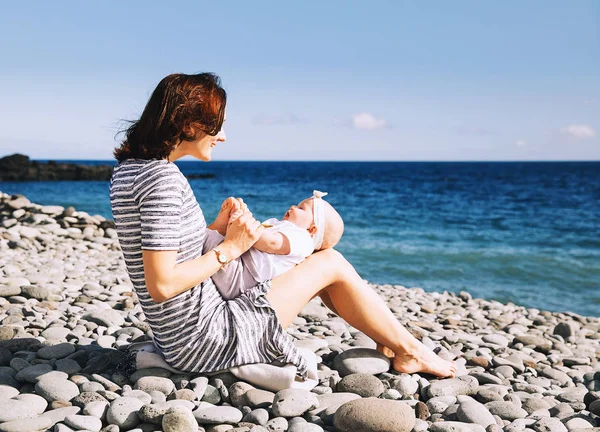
[253,231,291,255]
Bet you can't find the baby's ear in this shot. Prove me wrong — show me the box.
[308,224,318,236]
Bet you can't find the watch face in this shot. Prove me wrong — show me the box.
[218,254,228,263]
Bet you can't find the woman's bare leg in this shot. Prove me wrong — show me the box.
[319,291,395,359]
[268,249,456,378]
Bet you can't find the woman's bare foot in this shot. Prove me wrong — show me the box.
[392,344,456,378]
[376,343,395,358]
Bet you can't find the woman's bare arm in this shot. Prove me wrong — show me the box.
[143,211,264,302]
[143,244,235,302]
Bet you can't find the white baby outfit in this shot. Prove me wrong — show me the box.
[203,218,314,300]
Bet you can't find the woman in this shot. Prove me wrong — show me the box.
[110,73,455,380]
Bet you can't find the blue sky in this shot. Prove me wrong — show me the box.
[0,1,598,161]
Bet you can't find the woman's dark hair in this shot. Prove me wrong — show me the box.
[113,73,226,162]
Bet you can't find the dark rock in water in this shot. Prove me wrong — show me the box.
[0,153,114,181]
[185,173,216,179]
[0,153,29,170]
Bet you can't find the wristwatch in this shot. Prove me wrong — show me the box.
[213,248,229,268]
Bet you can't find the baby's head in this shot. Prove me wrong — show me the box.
[282,191,344,250]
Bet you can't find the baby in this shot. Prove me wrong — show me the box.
[203,191,344,300]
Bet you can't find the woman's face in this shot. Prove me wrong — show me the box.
[171,114,227,162]
[190,127,226,162]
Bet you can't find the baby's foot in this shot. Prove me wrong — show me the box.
[376,343,395,358]
[392,344,456,378]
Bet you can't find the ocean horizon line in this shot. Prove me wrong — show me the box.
[28,158,600,164]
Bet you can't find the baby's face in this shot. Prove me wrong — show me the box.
[282,198,314,229]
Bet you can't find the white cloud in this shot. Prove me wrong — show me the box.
[516,140,527,146]
[351,112,387,130]
[252,113,305,126]
[560,124,597,139]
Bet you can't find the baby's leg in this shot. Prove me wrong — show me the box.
[202,230,247,301]
[211,258,250,301]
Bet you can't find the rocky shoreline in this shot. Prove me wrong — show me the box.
[0,190,598,432]
[0,154,114,181]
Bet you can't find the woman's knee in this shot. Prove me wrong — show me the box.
[313,248,355,281]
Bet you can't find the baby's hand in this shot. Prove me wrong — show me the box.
[221,197,236,212]
[209,197,238,236]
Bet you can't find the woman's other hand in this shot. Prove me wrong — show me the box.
[232,198,248,213]
[221,209,264,259]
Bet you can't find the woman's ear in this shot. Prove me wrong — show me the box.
[308,224,318,236]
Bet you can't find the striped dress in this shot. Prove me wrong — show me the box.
[109,159,307,378]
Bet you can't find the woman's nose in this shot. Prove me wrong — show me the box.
[217,129,226,142]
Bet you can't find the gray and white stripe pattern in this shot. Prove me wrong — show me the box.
[109,159,308,378]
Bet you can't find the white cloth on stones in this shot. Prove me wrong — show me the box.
[131,341,319,392]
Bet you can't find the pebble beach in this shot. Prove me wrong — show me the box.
[0,190,599,432]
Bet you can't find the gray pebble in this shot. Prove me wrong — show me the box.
[531,417,568,432]
[228,382,253,408]
[64,414,103,432]
[35,376,80,402]
[193,404,243,424]
[55,358,83,375]
[134,376,175,396]
[139,403,169,424]
[242,408,269,426]
[38,406,81,428]
[130,367,172,383]
[272,389,319,418]
[0,417,53,432]
[456,398,495,427]
[37,342,76,360]
[80,381,105,393]
[394,375,419,396]
[106,397,145,429]
[0,385,19,401]
[244,389,275,409]
[484,401,528,421]
[41,327,71,340]
[265,417,288,431]
[198,384,219,405]
[71,391,108,407]
[336,373,385,397]
[83,400,109,419]
[0,394,47,422]
[287,423,323,432]
[333,398,416,432]
[162,406,198,432]
[331,348,390,377]
[14,363,53,383]
[428,376,479,398]
[429,422,485,431]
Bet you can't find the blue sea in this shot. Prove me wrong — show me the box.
[2,161,599,317]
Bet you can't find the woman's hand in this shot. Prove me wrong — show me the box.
[208,197,248,235]
[220,209,265,260]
